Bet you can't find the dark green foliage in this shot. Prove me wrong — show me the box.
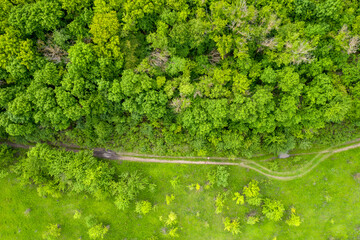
[0,144,14,177]
[8,1,63,36]
[215,166,230,188]
[0,0,359,156]
[0,144,13,166]
[16,144,150,209]
[207,166,230,188]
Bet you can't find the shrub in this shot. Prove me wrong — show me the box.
[286,213,301,226]
[0,144,14,178]
[165,211,178,226]
[215,166,230,187]
[0,144,14,169]
[262,198,285,222]
[135,200,152,215]
[215,192,227,214]
[206,170,216,188]
[17,144,150,211]
[243,180,260,198]
[243,180,262,206]
[232,192,245,205]
[247,196,262,206]
[88,223,109,239]
[166,194,175,205]
[223,217,241,235]
[169,227,179,238]
[207,166,230,188]
[42,224,61,240]
[246,216,260,225]
[73,210,81,219]
[170,176,180,189]
[286,208,302,226]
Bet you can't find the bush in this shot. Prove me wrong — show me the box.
[215,192,227,214]
[168,227,179,238]
[206,170,216,188]
[215,166,230,188]
[166,194,175,205]
[262,199,285,222]
[286,208,302,226]
[42,224,61,240]
[165,211,178,226]
[232,192,245,205]
[135,200,152,215]
[73,210,81,219]
[88,223,109,239]
[207,166,230,188]
[16,144,151,211]
[246,216,260,225]
[170,176,180,189]
[243,180,260,198]
[0,144,14,178]
[286,213,301,226]
[223,217,241,235]
[243,180,262,206]
[0,144,14,169]
[247,196,262,206]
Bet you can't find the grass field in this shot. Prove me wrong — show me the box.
[1,148,360,239]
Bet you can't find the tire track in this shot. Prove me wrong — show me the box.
[2,140,360,181]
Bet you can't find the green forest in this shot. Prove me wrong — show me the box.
[0,0,360,156]
[1,0,360,239]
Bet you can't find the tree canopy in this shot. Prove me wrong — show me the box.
[0,0,359,156]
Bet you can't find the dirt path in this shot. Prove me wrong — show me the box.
[74,141,360,180]
[2,140,360,181]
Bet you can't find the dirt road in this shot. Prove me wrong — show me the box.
[2,140,360,181]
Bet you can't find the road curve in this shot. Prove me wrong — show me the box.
[2,140,360,181]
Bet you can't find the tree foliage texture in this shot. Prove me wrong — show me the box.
[15,144,151,210]
[0,0,360,156]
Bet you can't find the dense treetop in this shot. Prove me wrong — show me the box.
[0,0,359,156]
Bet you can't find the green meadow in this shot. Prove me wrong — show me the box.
[1,148,360,240]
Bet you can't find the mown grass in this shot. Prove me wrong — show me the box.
[1,148,360,239]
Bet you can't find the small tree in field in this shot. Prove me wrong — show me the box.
[135,200,152,215]
[223,217,241,235]
[165,211,178,226]
[243,180,262,206]
[246,216,260,225]
[262,198,285,222]
[88,223,109,239]
[232,192,245,205]
[73,210,81,219]
[216,166,230,187]
[207,166,230,188]
[170,176,180,189]
[169,227,179,238]
[215,192,227,214]
[42,224,61,240]
[166,194,175,205]
[286,208,302,226]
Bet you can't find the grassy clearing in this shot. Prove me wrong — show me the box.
[1,148,360,239]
